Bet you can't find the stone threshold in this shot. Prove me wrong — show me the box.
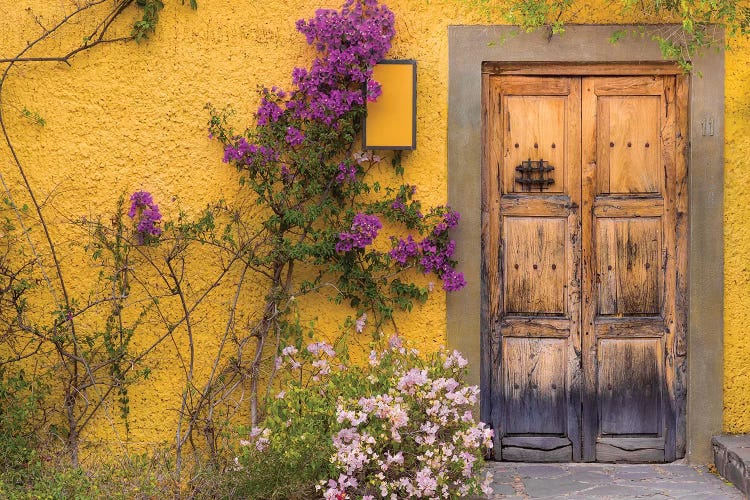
[713,434,750,496]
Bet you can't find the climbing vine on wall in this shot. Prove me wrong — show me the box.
[204,0,465,433]
[0,0,197,467]
[0,0,468,484]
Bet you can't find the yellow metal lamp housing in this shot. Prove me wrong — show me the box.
[363,60,417,150]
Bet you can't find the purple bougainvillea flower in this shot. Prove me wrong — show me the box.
[128,191,154,218]
[285,126,305,146]
[389,235,419,266]
[441,268,466,292]
[129,190,162,241]
[336,213,382,253]
[335,162,358,183]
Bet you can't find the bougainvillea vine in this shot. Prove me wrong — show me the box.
[212,0,464,338]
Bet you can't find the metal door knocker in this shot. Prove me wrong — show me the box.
[515,158,554,192]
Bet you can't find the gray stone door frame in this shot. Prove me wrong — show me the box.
[446,25,724,463]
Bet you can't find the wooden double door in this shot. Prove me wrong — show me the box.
[484,73,688,462]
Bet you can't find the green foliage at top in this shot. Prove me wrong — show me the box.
[133,0,198,42]
[457,0,750,71]
[132,0,165,42]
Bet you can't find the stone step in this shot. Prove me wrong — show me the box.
[713,434,750,496]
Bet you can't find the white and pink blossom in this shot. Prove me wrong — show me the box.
[355,313,367,333]
[251,339,491,498]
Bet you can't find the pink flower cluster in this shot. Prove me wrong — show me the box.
[353,151,382,165]
[239,426,271,453]
[275,341,339,382]
[318,344,494,499]
[238,338,492,498]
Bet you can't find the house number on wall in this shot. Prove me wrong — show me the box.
[515,159,555,192]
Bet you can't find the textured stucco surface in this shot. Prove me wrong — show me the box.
[723,35,750,433]
[0,0,486,455]
[0,0,748,454]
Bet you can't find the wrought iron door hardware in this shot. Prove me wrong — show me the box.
[515,159,555,191]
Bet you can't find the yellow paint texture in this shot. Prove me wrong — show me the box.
[723,34,750,433]
[1,0,749,455]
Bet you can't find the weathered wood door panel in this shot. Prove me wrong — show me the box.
[485,73,687,463]
[486,76,583,462]
[582,76,687,462]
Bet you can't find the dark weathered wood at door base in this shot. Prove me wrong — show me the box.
[596,437,665,463]
[502,436,573,462]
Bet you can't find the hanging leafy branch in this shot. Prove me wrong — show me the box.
[456,0,750,70]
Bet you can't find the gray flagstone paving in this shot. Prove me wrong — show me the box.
[476,462,744,499]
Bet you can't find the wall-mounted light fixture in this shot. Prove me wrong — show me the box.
[363,60,417,150]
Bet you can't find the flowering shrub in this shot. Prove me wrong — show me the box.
[233,339,493,499]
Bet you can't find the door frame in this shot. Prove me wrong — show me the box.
[446,25,725,463]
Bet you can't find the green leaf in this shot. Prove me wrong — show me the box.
[609,29,627,44]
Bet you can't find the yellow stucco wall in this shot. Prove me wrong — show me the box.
[723,34,750,433]
[1,0,749,454]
